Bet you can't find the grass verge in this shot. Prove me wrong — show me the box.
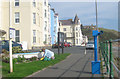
[2,53,70,78]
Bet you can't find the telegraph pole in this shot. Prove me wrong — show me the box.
[95,0,98,30]
[9,0,13,73]
[95,0,99,53]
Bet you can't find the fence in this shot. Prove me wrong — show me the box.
[100,39,120,79]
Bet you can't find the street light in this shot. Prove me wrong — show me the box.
[9,0,13,73]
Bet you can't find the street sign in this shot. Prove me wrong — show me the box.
[9,28,15,39]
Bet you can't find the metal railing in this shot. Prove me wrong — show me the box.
[100,39,120,79]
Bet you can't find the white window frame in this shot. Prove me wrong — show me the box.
[76,39,78,44]
[15,30,20,42]
[15,12,20,24]
[33,0,36,7]
[33,13,36,24]
[76,32,78,37]
[44,21,47,31]
[15,0,19,6]
[76,27,78,31]
[45,10,47,18]
[63,28,66,31]
[33,30,36,43]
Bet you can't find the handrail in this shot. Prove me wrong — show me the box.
[111,61,120,75]
[100,39,120,79]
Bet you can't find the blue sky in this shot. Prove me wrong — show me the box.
[50,2,118,31]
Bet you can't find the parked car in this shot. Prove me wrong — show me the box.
[86,41,94,49]
[67,42,72,47]
[64,42,68,47]
[1,40,22,51]
[52,42,63,48]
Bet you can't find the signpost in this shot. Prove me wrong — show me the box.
[9,28,15,73]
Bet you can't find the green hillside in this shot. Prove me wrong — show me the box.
[81,28,118,42]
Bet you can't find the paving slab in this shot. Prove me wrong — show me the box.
[28,50,102,78]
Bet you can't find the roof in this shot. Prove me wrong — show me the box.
[59,20,73,25]
[74,14,79,24]
[60,14,80,25]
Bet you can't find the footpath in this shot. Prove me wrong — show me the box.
[27,52,102,78]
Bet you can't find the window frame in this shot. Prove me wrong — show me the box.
[33,30,36,43]
[15,0,19,6]
[33,13,36,24]
[33,0,36,7]
[15,30,20,42]
[63,28,66,31]
[15,12,20,24]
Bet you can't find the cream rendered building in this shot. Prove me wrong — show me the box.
[59,15,83,46]
[1,0,44,49]
[43,0,51,45]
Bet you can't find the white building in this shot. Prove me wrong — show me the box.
[43,0,51,45]
[59,14,84,46]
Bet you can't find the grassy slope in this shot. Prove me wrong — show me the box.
[2,53,70,78]
[81,28,118,42]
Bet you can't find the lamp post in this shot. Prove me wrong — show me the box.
[9,0,13,73]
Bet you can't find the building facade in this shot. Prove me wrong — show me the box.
[50,9,59,44]
[1,0,44,49]
[0,1,6,40]
[43,0,51,45]
[59,15,83,46]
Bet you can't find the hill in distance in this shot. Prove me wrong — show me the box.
[81,27,119,42]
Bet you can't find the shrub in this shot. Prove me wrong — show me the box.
[2,57,10,63]
[30,57,37,61]
[12,46,24,54]
[17,56,22,62]
[2,49,9,55]
[13,58,18,64]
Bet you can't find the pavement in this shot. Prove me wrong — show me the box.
[27,46,102,78]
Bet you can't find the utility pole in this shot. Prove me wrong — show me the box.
[95,0,98,30]
[95,0,99,53]
[9,0,13,73]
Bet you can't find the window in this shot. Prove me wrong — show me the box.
[45,10,47,18]
[44,0,46,6]
[76,32,78,37]
[33,0,36,7]
[64,33,67,38]
[15,12,20,23]
[63,28,66,31]
[45,34,47,42]
[15,30,20,42]
[15,0,19,6]
[33,30,36,43]
[76,39,78,44]
[76,27,78,31]
[33,13,36,24]
[79,32,81,37]
[44,21,47,30]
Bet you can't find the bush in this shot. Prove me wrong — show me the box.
[2,49,9,55]
[12,46,24,54]
[2,57,10,63]
[30,57,37,61]
[13,58,18,64]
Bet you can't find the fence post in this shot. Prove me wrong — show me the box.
[109,40,113,78]
[106,41,109,74]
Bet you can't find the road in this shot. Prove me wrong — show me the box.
[28,46,102,78]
